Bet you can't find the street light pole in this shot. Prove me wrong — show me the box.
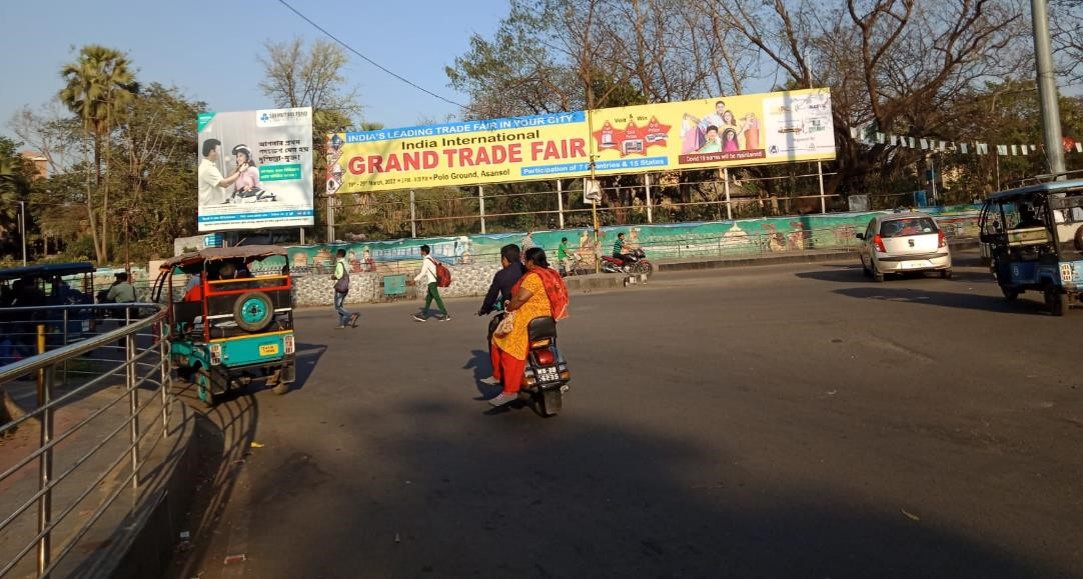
[1032,0,1066,179]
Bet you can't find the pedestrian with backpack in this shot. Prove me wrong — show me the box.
[412,244,451,322]
[332,249,359,329]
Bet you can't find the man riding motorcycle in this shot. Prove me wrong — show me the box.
[476,244,526,386]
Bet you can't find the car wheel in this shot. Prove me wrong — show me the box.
[860,256,872,278]
[873,269,885,283]
[940,269,952,279]
[1044,286,1067,316]
[233,291,274,332]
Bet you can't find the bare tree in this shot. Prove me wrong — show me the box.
[711,0,1027,194]
[8,100,81,175]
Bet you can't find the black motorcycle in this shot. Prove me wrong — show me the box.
[485,311,570,416]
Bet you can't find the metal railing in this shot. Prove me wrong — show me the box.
[0,303,172,578]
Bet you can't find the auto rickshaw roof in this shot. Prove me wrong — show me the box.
[0,262,95,282]
[987,178,1083,202]
[160,245,287,270]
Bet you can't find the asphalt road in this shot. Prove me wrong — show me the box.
[170,253,1083,579]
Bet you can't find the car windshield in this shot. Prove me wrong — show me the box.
[879,217,938,238]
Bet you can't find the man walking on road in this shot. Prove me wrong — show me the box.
[412,244,450,322]
[332,249,359,329]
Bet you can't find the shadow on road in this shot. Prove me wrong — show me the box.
[234,400,1061,578]
[167,381,260,579]
[834,286,1049,315]
[463,349,500,399]
[795,265,994,285]
[284,342,326,394]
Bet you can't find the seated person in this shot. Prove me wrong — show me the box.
[183,272,204,302]
[1014,206,1044,229]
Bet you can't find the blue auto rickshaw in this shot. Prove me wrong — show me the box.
[979,178,1083,315]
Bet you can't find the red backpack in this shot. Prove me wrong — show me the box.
[433,258,452,288]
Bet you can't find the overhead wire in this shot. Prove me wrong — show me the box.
[274,0,466,110]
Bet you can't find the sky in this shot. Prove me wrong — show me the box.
[0,0,507,140]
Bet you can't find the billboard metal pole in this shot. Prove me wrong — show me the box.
[723,169,732,220]
[1032,0,1066,179]
[409,190,417,238]
[326,195,335,242]
[817,161,826,214]
[556,180,565,229]
[586,110,600,274]
[644,174,653,224]
[479,186,486,234]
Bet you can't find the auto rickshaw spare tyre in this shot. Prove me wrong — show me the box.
[233,291,274,332]
[1074,225,1083,251]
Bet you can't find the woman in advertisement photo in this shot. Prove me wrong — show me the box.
[228,144,269,203]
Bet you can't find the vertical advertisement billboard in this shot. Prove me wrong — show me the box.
[197,107,315,232]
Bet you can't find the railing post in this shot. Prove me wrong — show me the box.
[61,310,68,387]
[37,364,54,577]
[127,309,140,492]
[160,320,170,438]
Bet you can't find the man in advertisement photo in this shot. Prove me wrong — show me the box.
[199,138,243,206]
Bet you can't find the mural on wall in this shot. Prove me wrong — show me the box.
[286,205,981,275]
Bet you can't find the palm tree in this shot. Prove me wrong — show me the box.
[59,45,137,263]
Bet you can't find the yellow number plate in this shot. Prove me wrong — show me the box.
[259,344,280,356]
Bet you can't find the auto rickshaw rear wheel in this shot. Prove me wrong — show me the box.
[233,291,274,332]
[196,368,216,407]
[1044,285,1067,316]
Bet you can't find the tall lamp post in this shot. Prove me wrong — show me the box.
[1032,0,1066,178]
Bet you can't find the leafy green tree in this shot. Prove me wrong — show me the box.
[59,45,138,262]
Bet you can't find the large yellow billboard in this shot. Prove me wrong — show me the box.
[326,112,592,193]
[326,89,834,193]
[589,88,835,176]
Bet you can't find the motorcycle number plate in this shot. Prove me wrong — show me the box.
[259,344,280,356]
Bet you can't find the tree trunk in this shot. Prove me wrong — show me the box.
[86,134,104,264]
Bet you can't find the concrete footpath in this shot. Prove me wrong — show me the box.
[0,376,207,578]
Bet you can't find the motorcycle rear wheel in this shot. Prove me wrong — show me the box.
[539,390,562,416]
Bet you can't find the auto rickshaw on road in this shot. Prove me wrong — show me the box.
[152,246,295,405]
[979,178,1083,315]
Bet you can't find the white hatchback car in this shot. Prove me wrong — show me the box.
[856,213,952,282]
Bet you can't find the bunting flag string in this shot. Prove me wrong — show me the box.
[849,125,1083,156]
